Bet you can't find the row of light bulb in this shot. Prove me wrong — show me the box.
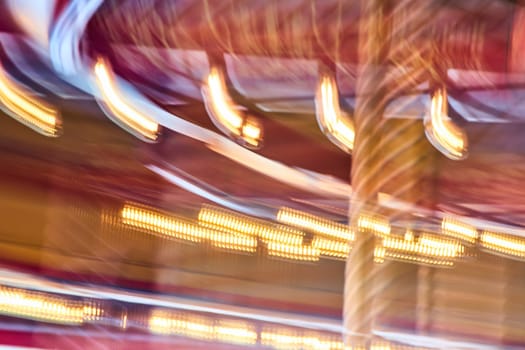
[0,283,426,350]
[0,52,466,161]
[121,201,525,265]
[119,203,352,262]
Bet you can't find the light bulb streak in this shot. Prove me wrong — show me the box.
[480,230,525,260]
[267,242,320,262]
[49,0,459,215]
[202,66,263,148]
[198,205,304,245]
[0,268,343,333]
[0,60,61,137]
[424,87,468,160]
[277,207,354,241]
[357,213,391,237]
[376,248,455,267]
[0,268,498,350]
[51,0,352,199]
[0,285,101,325]
[311,237,351,260]
[316,74,355,153]
[149,310,258,345]
[382,235,464,259]
[120,204,257,253]
[93,58,160,142]
[261,326,345,350]
[441,217,478,244]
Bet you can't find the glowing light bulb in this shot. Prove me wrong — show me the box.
[441,217,478,244]
[199,205,304,245]
[315,74,355,153]
[0,60,61,137]
[202,66,263,148]
[267,242,320,262]
[357,213,391,237]
[149,309,257,345]
[424,87,468,160]
[277,207,354,241]
[311,237,351,260]
[0,285,102,325]
[120,203,257,253]
[93,58,160,142]
[480,230,525,260]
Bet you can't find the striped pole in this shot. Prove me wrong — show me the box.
[344,0,440,347]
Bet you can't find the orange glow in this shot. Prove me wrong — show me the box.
[425,87,468,160]
[203,66,263,148]
[94,58,160,142]
[121,204,257,253]
[277,207,354,241]
[0,61,61,137]
[0,285,101,325]
[149,309,258,345]
[316,74,355,153]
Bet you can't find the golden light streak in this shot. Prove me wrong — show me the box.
[121,204,257,253]
[480,231,525,260]
[0,61,61,137]
[424,87,468,160]
[374,246,386,264]
[198,205,304,245]
[149,310,257,345]
[261,327,345,350]
[0,285,101,325]
[357,213,391,237]
[203,67,263,148]
[375,243,455,267]
[316,74,355,153]
[382,234,464,259]
[93,58,160,142]
[267,242,320,262]
[441,217,478,244]
[312,237,351,260]
[276,207,354,241]
[382,250,455,267]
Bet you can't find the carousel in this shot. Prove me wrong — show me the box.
[0,0,524,348]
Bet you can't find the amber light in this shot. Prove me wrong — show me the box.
[94,58,160,142]
[0,61,61,136]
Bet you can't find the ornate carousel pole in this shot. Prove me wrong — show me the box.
[343,0,440,347]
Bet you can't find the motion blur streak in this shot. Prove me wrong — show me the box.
[276,207,354,241]
[149,310,258,345]
[357,213,391,237]
[441,217,478,244]
[480,230,525,260]
[0,268,342,333]
[382,235,464,259]
[267,242,320,262]
[311,237,351,260]
[199,204,305,245]
[202,67,263,148]
[120,204,257,253]
[424,87,468,160]
[260,326,344,350]
[49,0,104,75]
[50,0,354,198]
[6,0,56,48]
[94,58,160,142]
[145,164,275,219]
[316,73,355,153]
[0,61,61,137]
[0,285,101,325]
[375,233,464,267]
